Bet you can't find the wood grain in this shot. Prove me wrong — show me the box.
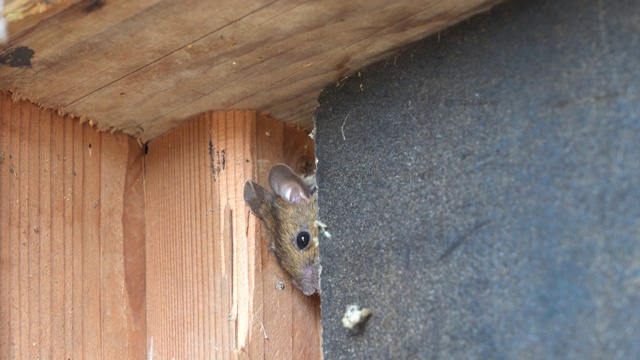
[145,110,320,359]
[0,0,503,141]
[0,92,146,359]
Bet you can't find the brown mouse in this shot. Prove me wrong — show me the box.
[243,163,322,296]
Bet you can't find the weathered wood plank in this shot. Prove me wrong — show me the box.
[145,110,320,359]
[0,92,146,359]
[0,0,502,141]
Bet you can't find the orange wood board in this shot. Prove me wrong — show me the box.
[145,110,320,359]
[0,93,146,358]
[0,0,502,141]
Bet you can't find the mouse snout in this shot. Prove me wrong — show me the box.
[298,263,322,296]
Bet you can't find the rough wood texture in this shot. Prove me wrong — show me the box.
[0,0,502,141]
[0,93,146,359]
[145,110,320,359]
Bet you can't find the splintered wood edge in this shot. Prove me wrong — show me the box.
[0,89,107,132]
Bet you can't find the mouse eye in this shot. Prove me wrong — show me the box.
[296,231,311,250]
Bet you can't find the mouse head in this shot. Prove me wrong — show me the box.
[243,164,321,296]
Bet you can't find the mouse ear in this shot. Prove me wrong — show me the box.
[269,163,312,204]
[243,180,273,219]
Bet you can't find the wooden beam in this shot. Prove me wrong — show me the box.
[144,110,321,358]
[0,0,503,141]
[0,93,146,359]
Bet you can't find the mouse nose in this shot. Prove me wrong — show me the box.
[299,264,321,296]
[302,286,317,296]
